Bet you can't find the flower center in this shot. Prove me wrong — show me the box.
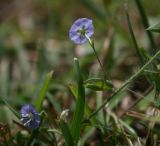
[28,112,34,121]
[77,25,86,36]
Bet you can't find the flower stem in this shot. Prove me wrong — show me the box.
[85,35,107,80]
[88,49,160,119]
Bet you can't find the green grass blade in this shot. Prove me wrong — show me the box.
[68,83,78,99]
[96,91,104,125]
[35,70,53,111]
[134,0,156,51]
[70,58,85,143]
[0,98,20,119]
[46,92,61,112]
[68,83,99,126]
[125,5,144,64]
[80,0,107,20]
[59,119,75,146]
[147,22,160,33]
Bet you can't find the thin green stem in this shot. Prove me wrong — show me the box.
[88,49,160,119]
[85,35,107,80]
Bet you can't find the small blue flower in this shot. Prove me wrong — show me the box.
[20,104,40,130]
[69,18,94,44]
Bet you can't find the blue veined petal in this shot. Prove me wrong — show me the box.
[84,20,93,29]
[86,31,94,38]
[69,18,94,44]
[20,104,40,130]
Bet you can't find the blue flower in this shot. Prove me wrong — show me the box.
[20,104,40,130]
[69,18,94,44]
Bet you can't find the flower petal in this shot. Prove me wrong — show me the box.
[69,18,94,44]
[20,104,40,130]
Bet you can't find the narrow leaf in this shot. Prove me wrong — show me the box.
[134,0,156,50]
[0,98,20,119]
[68,83,78,98]
[70,58,85,142]
[46,92,61,112]
[147,22,160,33]
[84,78,113,91]
[35,70,53,111]
[80,0,107,20]
[59,119,75,146]
[68,83,98,124]
[125,5,144,64]
[126,110,160,124]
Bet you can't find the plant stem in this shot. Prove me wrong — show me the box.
[85,35,107,80]
[88,49,160,119]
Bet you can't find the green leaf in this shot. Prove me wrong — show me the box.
[59,119,75,146]
[134,0,156,50]
[68,83,98,124]
[68,83,78,98]
[39,127,57,145]
[125,6,144,64]
[46,92,61,112]
[139,47,151,60]
[35,70,53,111]
[84,78,113,91]
[70,58,85,143]
[0,98,20,119]
[80,0,107,20]
[147,22,160,33]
